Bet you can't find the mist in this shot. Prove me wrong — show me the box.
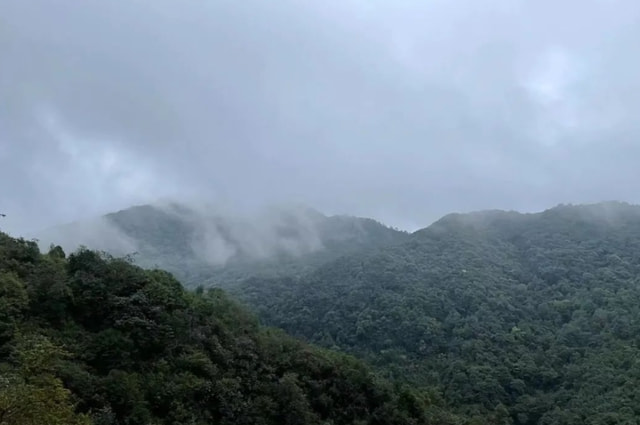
[35,201,388,268]
[36,216,138,256]
[157,202,328,266]
[2,0,640,235]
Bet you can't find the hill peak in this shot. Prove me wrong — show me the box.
[37,201,408,286]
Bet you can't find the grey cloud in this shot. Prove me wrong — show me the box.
[2,0,640,235]
[36,216,138,256]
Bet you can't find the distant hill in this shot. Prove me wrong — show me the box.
[229,201,640,423]
[37,202,409,287]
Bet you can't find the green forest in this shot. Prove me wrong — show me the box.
[0,231,463,425]
[6,201,640,424]
[232,202,640,424]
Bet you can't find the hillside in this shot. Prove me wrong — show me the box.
[0,230,468,425]
[230,202,640,424]
[37,203,408,287]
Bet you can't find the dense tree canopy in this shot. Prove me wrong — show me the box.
[231,202,640,424]
[23,201,640,424]
[0,231,463,425]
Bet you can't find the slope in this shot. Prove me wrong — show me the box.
[230,201,640,424]
[0,230,467,425]
[37,202,409,287]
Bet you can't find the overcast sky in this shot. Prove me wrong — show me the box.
[2,0,640,235]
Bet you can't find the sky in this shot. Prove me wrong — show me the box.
[2,0,640,235]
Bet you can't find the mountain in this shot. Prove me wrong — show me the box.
[37,202,409,287]
[229,201,640,424]
[0,231,466,425]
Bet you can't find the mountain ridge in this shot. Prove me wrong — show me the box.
[228,200,640,423]
[36,201,409,286]
[23,199,640,423]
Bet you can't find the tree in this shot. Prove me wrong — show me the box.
[0,334,90,425]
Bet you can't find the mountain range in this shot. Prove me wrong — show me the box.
[28,200,640,424]
[231,201,640,423]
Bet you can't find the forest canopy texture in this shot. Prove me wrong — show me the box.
[6,201,640,425]
[0,231,464,425]
[231,202,640,425]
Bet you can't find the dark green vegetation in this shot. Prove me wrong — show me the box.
[0,231,464,425]
[29,201,640,424]
[39,203,408,287]
[231,202,640,424]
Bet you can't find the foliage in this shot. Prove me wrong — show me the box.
[231,202,640,424]
[0,332,91,425]
[0,231,461,425]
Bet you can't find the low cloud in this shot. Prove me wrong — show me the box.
[36,216,138,257]
[156,202,329,266]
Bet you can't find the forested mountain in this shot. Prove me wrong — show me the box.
[0,231,466,425]
[230,202,640,424]
[29,200,640,423]
[38,203,408,287]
